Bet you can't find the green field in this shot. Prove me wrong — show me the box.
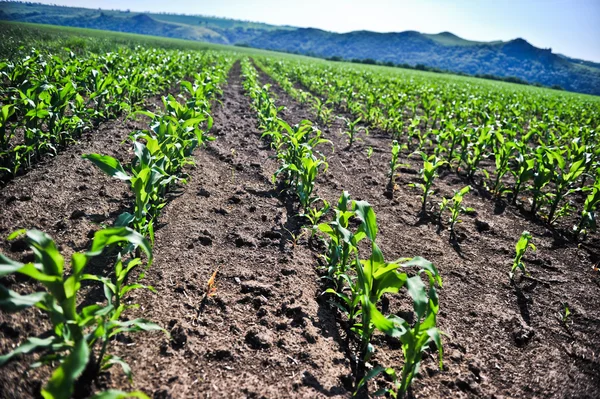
[0,20,599,399]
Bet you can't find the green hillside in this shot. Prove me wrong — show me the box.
[1,1,599,95]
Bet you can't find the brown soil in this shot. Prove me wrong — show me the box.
[0,97,162,398]
[258,66,600,398]
[0,60,599,399]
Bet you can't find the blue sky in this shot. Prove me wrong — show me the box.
[32,0,600,62]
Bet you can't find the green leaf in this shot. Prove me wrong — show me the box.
[102,355,133,382]
[0,253,24,277]
[107,318,164,337]
[87,228,152,264]
[82,154,131,181]
[42,339,90,399]
[0,336,56,366]
[369,302,403,338]
[90,390,150,399]
[354,201,377,241]
[406,275,428,319]
[0,286,47,312]
[355,365,387,394]
[373,269,406,301]
[114,212,135,227]
[427,328,444,369]
[26,230,64,277]
[133,142,151,168]
[71,253,87,277]
[402,257,442,287]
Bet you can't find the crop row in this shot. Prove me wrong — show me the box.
[241,58,444,397]
[257,58,600,239]
[0,47,212,182]
[0,51,233,398]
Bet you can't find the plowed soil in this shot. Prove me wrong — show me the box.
[1,60,599,399]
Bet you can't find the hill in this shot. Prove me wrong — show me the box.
[246,29,600,94]
[1,1,599,95]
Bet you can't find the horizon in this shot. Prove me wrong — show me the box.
[8,0,600,63]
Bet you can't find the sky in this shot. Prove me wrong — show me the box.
[30,0,600,62]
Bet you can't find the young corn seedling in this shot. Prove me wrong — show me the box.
[318,191,358,289]
[575,182,600,238]
[439,121,462,168]
[557,302,571,325]
[387,140,407,190]
[0,228,159,399]
[492,135,515,196]
[509,147,535,205]
[302,199,331,238]
[545,149,587,223]
[410,152,447,214]
[338,116,364,146]
[321,198,443,396]
[312,97,333,127]
[445,186,473,238]
[83,147,168,244]
[528,147,553,215]
[353,243,443,394]
[272,120,331,206]
[510,231,535,280]
[461,126,492,181]
[292,154,329,209]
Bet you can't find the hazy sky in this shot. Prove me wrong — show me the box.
[31,0,600,62]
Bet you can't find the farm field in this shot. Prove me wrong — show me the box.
[0,23,599,399]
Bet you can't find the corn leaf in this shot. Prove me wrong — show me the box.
[82,154,131,181]
[42,338,90,399]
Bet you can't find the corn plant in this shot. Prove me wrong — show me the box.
[545,149,587,223]
[410,152,447,214]
[302,199,330,237]
[388,140,407,189]
[83,147,166,243]
[527,147,553,215]
[439,121,462,167]
[318,191,358,288]
[558,303,572,325]
[275,122,329,204]
[491,135,515,196]
[510,231,536,279]
[461,126,492,180]
[510,147,535,205]
[442,186,473,238]
[320,194,442,397]
[313,97,333,127]
[0,228,158,399]
[288,154,329,209]
[338,116,364,146]
[575,182,600,237]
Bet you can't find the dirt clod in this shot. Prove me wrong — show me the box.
[170,325,187,350]
[198,235,212,246]
[241,281,273,297]
[513,324,535,347]
[245,330,273,349]
[475,219,491,232]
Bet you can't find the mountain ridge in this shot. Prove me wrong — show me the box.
[1,1,599,95]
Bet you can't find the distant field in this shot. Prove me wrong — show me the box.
[2,21,598,102]
[2,0,600,95]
